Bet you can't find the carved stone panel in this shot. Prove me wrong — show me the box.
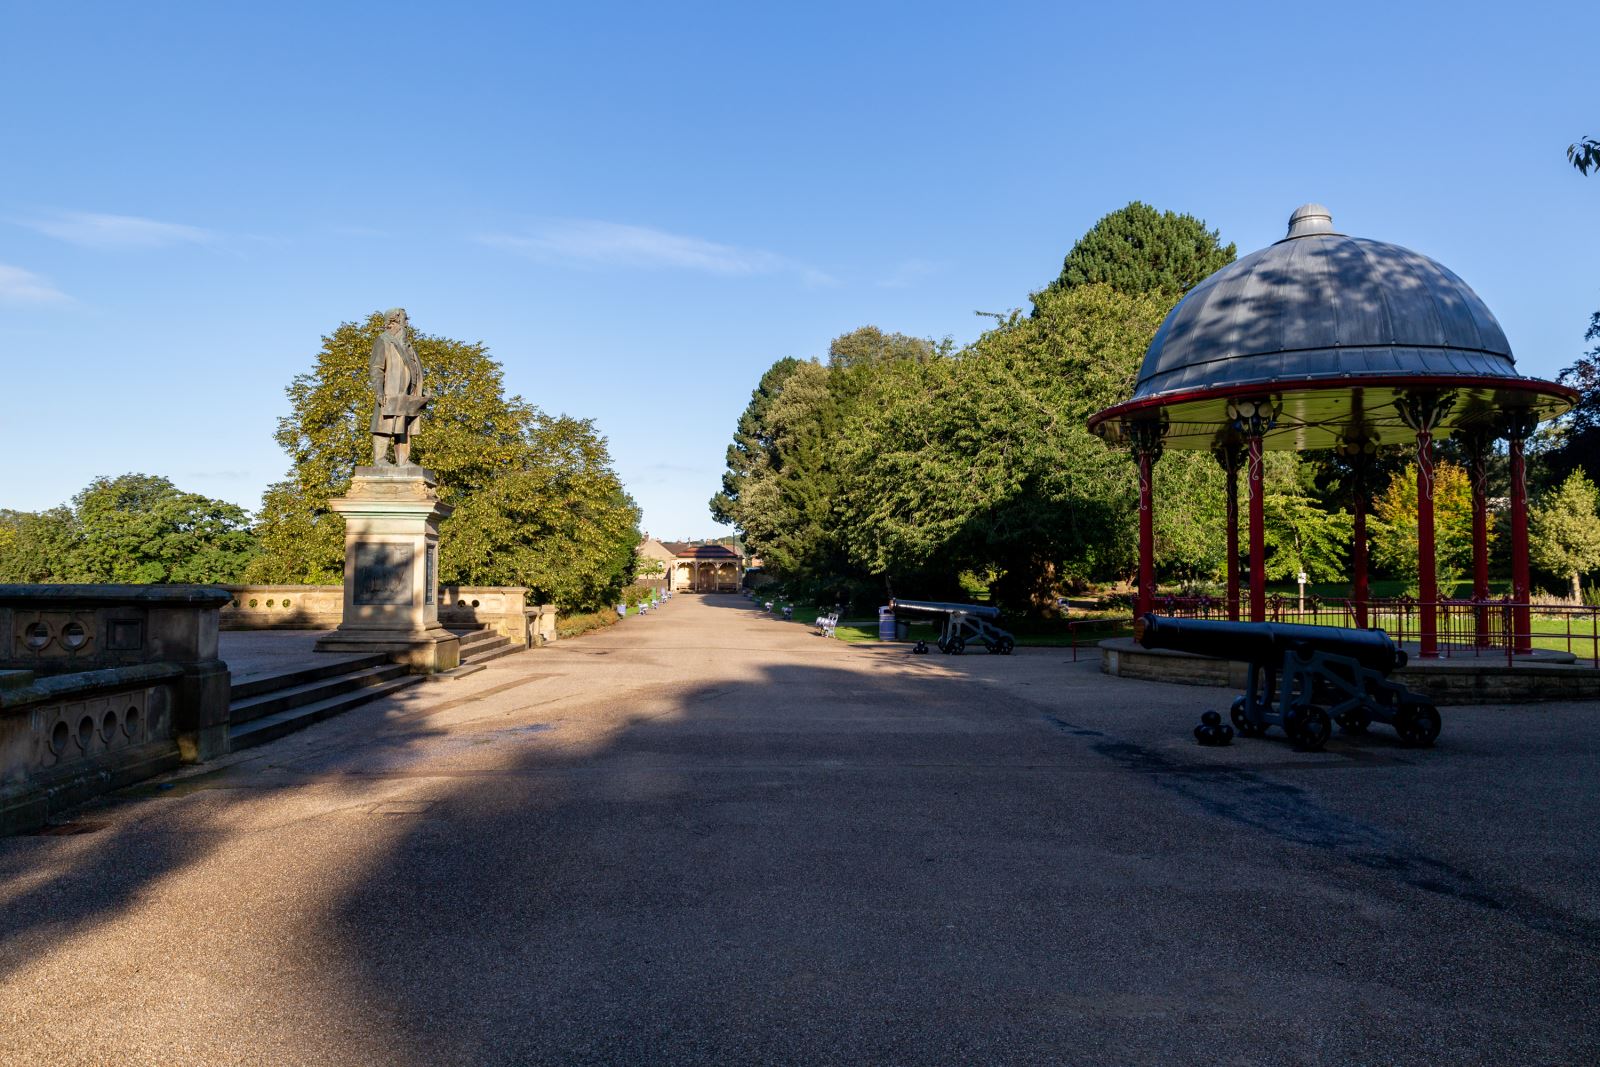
[353,543,415,606]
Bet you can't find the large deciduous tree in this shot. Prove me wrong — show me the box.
[838,284,1170,610]
[249,312,639,611]
[1530,470,1600,600]
[711,203,1244,613]
[0,476,256,584]
[1545,309,1600,484]
[1370,462,1480,595]
[0,508,78,583]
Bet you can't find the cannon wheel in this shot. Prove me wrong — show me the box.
[1396,703,1441,747]
[997,636,1015,655]
[947,636,965,655]
[1335,710,1371,735]
[1229,697,1263,737]
[1286,704,1331,751]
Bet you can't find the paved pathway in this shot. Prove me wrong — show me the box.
[1,595,1596,1064]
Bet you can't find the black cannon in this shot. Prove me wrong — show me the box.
[1136,614,1440,750]
[890,599,1015,655]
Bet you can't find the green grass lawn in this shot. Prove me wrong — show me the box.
[751,592,1600,659]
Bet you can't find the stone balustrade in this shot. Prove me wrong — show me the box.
[0,584,233,833]
[221,585,559,646]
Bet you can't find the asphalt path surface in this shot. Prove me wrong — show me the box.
[1,594,1596,1065]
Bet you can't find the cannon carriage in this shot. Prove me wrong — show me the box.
[889,600,1015,655]
[1137,614,1440,750]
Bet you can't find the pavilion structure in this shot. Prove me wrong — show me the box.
[637,537,745,593]
[1089,205,1576,659]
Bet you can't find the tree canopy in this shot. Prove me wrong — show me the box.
[1569,136,1600,176]
[0,474,256,584]
[1043,201,1236,305]
[1530,470,1600,600]
[249,312,639,611]
[1370,463,1479,595]
[703,204,1385,614]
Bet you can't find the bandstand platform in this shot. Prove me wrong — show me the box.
[1099,636,1600,705]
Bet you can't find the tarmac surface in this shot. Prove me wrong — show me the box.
[1,594,1596,1065]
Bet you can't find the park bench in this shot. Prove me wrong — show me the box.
[814,611,839,638]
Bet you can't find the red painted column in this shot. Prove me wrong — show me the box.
[1416,427,1438,658]
[1352,470,1370,630]
[1467,434,1491,647]
[1248,432,1265,622]
[1225,458,1241,621]
[1137,448,1155,618]
[1510,433,1532,654]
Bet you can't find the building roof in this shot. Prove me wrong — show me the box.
[660,542,742,560]
[1089,204,1573,451]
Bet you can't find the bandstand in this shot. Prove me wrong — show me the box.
[1089,204,1576,660]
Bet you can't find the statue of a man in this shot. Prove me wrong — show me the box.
[369,307,429,466]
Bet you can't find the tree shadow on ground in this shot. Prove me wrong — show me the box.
[3,603,1598,1064]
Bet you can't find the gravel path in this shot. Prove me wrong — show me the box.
[1,594,1595,1064]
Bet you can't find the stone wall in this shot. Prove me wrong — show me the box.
[221,585,559,647]
[1,664,184,834]
[0,584,233,833]
[220,586,344,630]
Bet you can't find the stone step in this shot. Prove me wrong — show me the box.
[229,652,391,702]
[463,640,518,665]
[228,662,411,725]
[455,629,504,654]
[229,674,424,751]
[426,662,488,683]
[453,628,517,665]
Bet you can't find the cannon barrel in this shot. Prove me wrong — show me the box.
[889,599,1000,619]
[1136,614,1404,675]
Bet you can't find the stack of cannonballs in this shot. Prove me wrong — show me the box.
[1193,711,1234,746]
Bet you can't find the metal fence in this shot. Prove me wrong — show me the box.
[1070,595,1600,667]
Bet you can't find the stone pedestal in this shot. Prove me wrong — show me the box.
[314,466,460,672]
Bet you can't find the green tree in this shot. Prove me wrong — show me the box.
[441,413,642,609]
[709,357,802,527]
[1370,462,1480,595]
[1262,459,1352,583]
[251,312,639,610]
[1045,201,1236,304]
[1569,136,1600,175]
[24,474,257,583]
[712,327,940,602]
[836,285,1171,611]
[1546,309,1600,485]
[0,507,79,582]
[1530,470,1600,600]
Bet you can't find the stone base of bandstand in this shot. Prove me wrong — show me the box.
[1099,637,1600,705]
[313,465,461,674]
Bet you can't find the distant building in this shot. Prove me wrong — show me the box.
[637,536,744,593]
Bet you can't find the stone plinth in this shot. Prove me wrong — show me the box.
[314,466,460,672]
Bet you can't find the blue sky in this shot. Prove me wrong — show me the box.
[2,1,1596,539]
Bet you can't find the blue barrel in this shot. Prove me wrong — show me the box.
[878,606,896,641]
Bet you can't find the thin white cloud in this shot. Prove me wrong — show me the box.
[877,258,945,289]
[478,220,834,284]
[0,263,69,305]
[22,211,216,248]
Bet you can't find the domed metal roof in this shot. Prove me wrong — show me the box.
[1090,205,1573,451]
[1134,204,1513,398]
